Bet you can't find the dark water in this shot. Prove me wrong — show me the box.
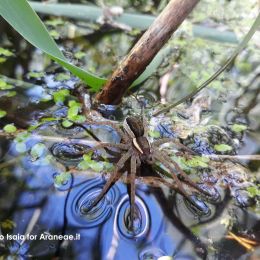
[0,17,260,260]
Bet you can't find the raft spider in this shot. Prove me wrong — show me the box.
[86,116,210,226]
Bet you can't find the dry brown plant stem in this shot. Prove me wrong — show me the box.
[95,0,199,105]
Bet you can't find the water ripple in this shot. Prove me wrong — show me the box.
[116,195,149,239]
[67,178,119,228]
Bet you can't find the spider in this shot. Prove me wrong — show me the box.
[85,116,210,227]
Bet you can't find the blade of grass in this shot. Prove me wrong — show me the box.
[0,0,175,92]
[29,1,238,44]
[29,2,155,30]
[0,0,106,90]
[153,11,260,116]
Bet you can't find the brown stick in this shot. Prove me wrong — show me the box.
[95,0,199,105]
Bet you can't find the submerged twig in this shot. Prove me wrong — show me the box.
[206,154,260,161]
[0,131,108,147]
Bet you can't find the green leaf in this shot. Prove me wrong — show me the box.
[0,0,106,90]
[231,124,247,133]
[15,142,27,153]
[88,161,104,172]
[54,172,71,186]
[74,51,86,59]
[29,2,238,44]
[247,186,260,198]
[0,47,14,57]
[15,131,30,143]
[67,106,79,118]
[3,124,17,133]
[83,153,92,162]
[0,110,7,118]
[55,73,70,81]
[53,89,70,103]
[45,18,64,27]
[79,153,105,172]
[78,160,90,170]
[27,71,45,78]
[49,29,60,39]
[68,100,81,108]
[148,130,161,138]
[62,120,73,128]
[30,143,46,160]
[0,79,14,90]
[214,144,233,152]
[184,156,209,168]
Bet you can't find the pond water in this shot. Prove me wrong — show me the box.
[0,8,260,260]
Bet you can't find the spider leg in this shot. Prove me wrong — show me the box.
[129,155,137,228]
[152,138,196,155]
[138,176,179,190]
[153,150,190,197]
[87,150,132,211]
[87,120,129,143]
[88,142,129,152]
[155,149,211,196]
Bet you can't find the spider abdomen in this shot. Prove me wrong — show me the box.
[125,116,144,137]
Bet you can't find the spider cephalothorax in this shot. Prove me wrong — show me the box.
[86,116,210,227]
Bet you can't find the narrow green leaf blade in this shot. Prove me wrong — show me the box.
[0,0,106,90]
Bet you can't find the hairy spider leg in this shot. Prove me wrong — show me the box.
[87,150,132,211]
[87,120,129,143]
[87,142,129,152]
[157,150,211,196]
[129,155,137,228]
[153,150,191,198]
[142,114,149,137]
[140,176,179,190]
[152,138,196,155]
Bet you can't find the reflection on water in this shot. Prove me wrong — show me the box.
[0,79,259,259]
[0,133,259,259]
